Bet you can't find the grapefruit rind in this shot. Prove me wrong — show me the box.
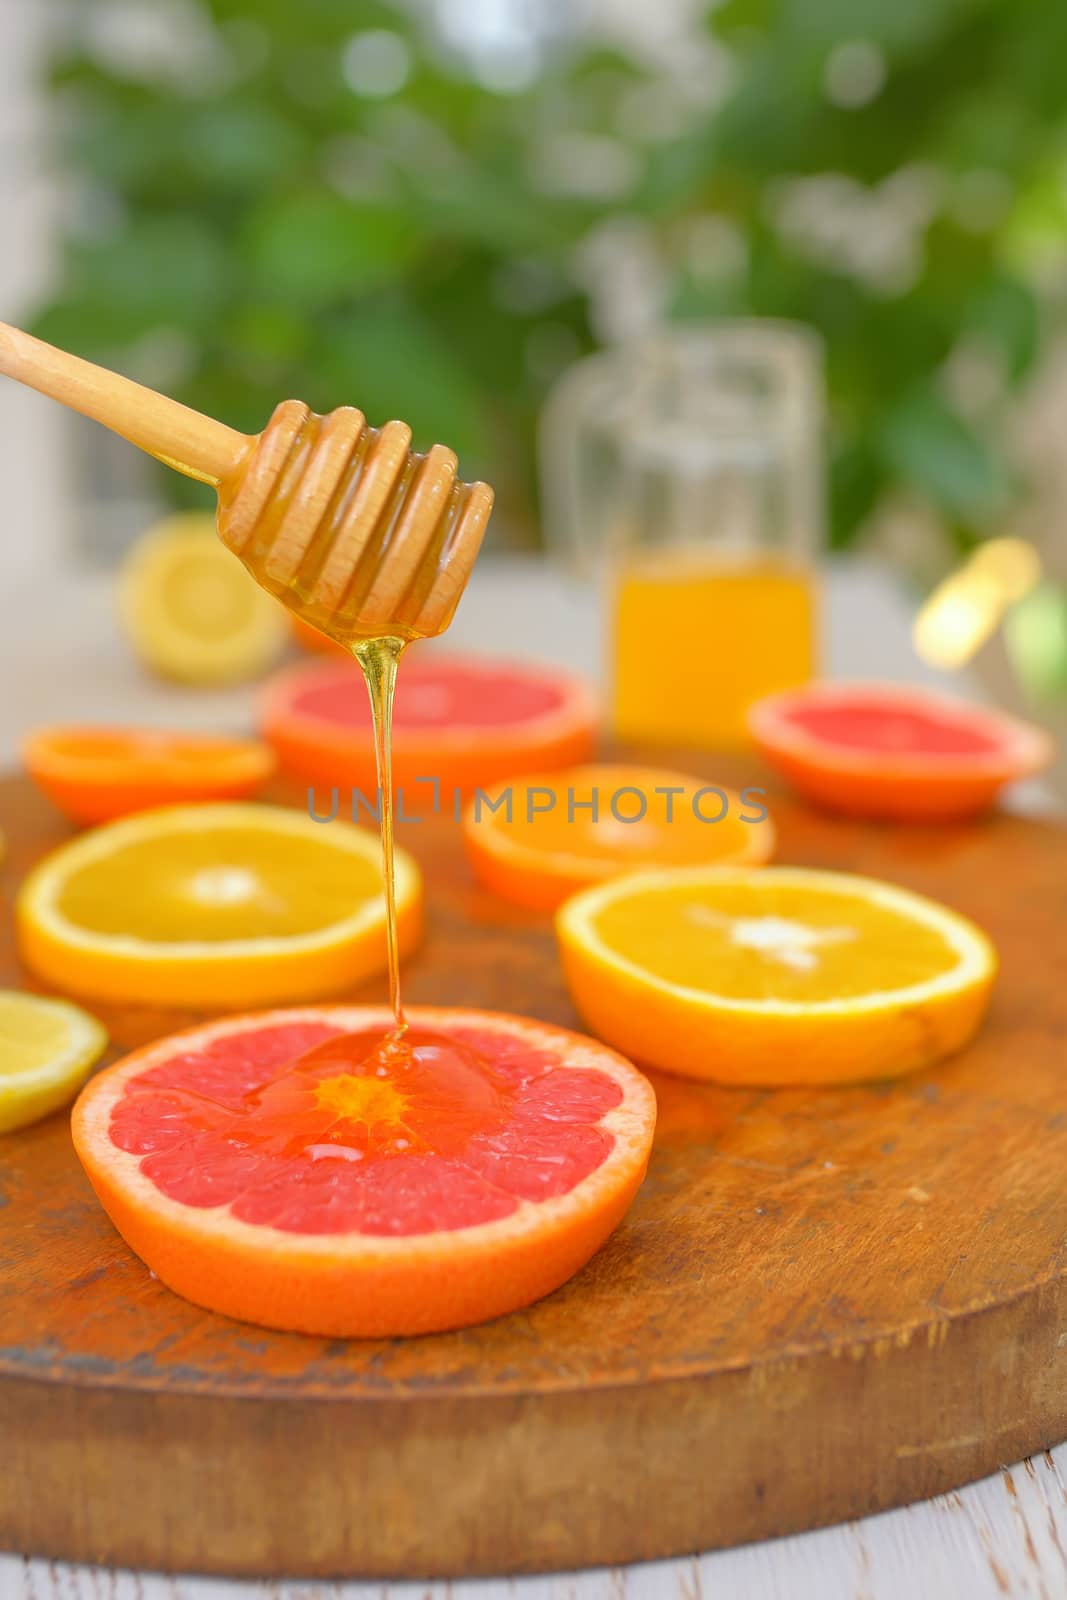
[557,865,997,1086]
[16,803,422,1009]
[72,1006,656,1337]
[749,681,1053,820]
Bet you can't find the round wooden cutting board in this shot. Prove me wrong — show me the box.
[2,763,1067,1578]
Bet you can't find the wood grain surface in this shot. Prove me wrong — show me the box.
[10,1445,1067,1600]
[1,762,1066,1579]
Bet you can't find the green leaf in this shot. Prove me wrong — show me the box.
[881,386,1011,523]
[243,192,420,304]
[227,303,312,365]
[830,442,885,549]
[779,0,973,56]
[964,275,1039,378]
[179,102,307,189]
[400,163,576,254]
[28,0,1067,550]
[312,302,491,465]
[33,217,230,348]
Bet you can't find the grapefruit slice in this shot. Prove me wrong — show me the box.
[23,726,275,825]
[72,1006,656,1337]
[558,865,995,1085]
[16,803,422,1009]
[464,764,774,911]
[118,513,287,686]
[0,990,107,1133]
[749,681,1052,821]
[260,653,598,798]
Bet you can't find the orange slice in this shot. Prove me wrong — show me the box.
[464,764,774,910]
[23,726,276,825]
[118,513,287,686]
[16,803,421,1009]
[558,866,995,1086]
[290,615,348,656]
[72,1005,656,1336]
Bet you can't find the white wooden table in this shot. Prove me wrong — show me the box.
[1,556,1062,1599]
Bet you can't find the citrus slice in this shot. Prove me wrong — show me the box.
[557,866,996,1086]
[464,764,774,911]
[16,803,421,1009]
[749,681,1052,821]
[23,726,276,825]
[118,513,287,685]
[72,1005,656,1336]
[290,614,348,656]
[0,990,107,1134]
[261,653,598,798]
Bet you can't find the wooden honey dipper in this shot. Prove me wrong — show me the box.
[0,320,494,643]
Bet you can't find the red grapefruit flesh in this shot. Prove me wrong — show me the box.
[260,653,598,798]
[749,681,1053,821]
[72,1006,655,1337]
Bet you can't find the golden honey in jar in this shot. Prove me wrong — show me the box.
[542,321,824,749]
[612,547,817,749]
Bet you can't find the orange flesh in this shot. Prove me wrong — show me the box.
[465,766,773,911]
[108,1020,623,1236]
[28,729,270,768]
[486,772,760,864]
[54,829,383,942]
[591,881,959,1001]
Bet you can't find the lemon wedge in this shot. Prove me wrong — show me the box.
[0,990,108,1133]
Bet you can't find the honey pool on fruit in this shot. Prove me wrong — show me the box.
[109,1021,623,1235]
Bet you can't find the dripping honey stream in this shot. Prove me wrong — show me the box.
[0,321,496,1054]
[351,634,407,1036]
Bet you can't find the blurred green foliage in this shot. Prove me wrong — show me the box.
[31,0,1067,549]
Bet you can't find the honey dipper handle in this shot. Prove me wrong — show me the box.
[0,320,248,487]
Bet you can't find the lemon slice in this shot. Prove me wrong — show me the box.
[0,990,108,1133]
[118,513,287,685]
